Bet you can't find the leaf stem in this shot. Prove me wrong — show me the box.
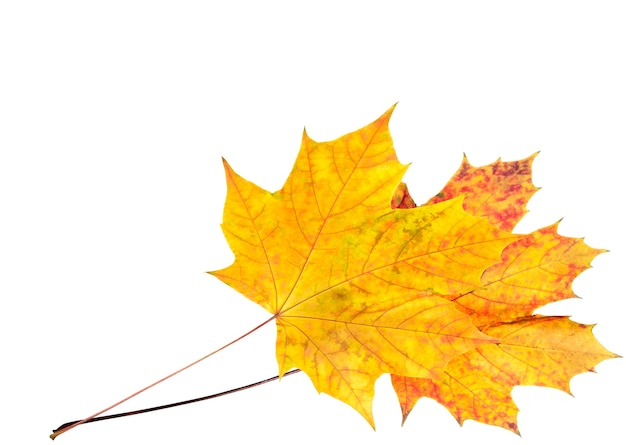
[50,315,277,440]
[52,369,302,433]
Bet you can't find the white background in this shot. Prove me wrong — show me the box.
[1,2,624,444]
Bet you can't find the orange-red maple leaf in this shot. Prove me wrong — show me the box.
[210,107,517,427]
[391,155,618,433]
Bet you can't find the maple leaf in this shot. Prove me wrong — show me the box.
[209,106,517,427]
[390,156,619,432]
[49,107,618,442]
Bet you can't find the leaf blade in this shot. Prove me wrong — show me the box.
[210,107,514,426]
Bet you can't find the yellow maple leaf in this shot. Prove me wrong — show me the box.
[209,106,517,427]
